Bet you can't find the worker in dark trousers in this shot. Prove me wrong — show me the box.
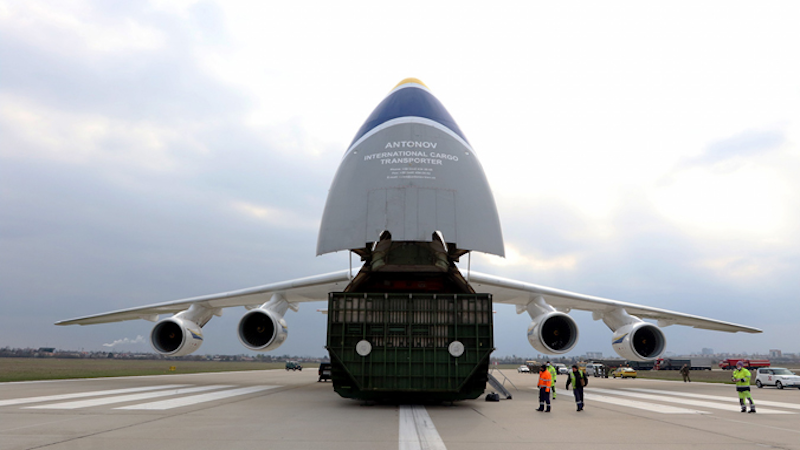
[537,365,552,412]
[732,361,756,413]
[680,364,691,382]
[565,365,587,411]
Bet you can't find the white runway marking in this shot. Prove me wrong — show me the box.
[116,385,278,410]
[0,385,188,407]
[583,393,709,414]
[626,388,800,411]
[399,405,446,450]
[25,385,231,410]
[589,388,794,414]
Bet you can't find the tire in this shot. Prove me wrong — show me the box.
[777,381,783,389]
[756,380,763,388]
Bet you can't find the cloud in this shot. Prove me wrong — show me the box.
[0,2,247,125]
[674,129,787,175]
[232,201,319,230]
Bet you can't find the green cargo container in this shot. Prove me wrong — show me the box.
[326,292,493,402]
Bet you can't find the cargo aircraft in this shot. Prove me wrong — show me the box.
[57,78,761,401]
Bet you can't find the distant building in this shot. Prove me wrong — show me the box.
[701,348,714,355]
[769,349,782,358]
[586,351,603,359]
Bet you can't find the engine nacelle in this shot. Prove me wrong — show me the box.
[611,322,666,361]
[150,317,204,357]
[237,308,288,352]
[527,311,579,354]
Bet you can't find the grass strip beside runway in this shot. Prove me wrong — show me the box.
[0,358,287,382]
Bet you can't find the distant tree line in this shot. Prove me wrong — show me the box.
[0,347,329,363]
[3,347,796,364]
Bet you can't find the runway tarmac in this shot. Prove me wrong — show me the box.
[2,369,799,450]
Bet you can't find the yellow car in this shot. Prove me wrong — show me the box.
[612,367,638,379]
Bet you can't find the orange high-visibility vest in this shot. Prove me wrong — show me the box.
[538,370,552,392]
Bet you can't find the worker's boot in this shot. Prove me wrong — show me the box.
[749,406,756,414]
[537,404,544,412]
[545,405,551,413]
[740,401,746,413]
[740,406,747,413]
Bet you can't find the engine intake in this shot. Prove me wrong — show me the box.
[527,311,579,354]
[611,322,666,361]
[150,317,204,357]
[237,308,288,351]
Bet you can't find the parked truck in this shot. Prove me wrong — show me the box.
[718,358,770,370]
[653,358,711,370]
[588,359,627,370]
[626,360,655,371]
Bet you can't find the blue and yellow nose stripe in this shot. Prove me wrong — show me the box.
[349,78,468,147]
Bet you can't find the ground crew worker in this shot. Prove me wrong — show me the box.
[732,361,756,413]
[680,364,691,382]
[537,365,552,412]
[546,361,557,399]
[565,365,586,411]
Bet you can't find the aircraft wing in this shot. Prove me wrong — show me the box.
[467,271,761,333]
[55,270,353,326]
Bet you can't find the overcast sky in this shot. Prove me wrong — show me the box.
[2,1,798,359]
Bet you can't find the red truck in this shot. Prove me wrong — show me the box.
[718,358,770,370]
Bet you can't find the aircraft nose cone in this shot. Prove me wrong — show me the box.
[317,78,505,258]
[348,78,468,148]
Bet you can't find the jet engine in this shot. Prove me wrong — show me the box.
[151,317,204,357]
[237,308,288,351]
[610,321,666,361]
[527,311,579,354]
[237,294,294,352]
[523,296,579,354]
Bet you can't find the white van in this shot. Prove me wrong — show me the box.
[585,363,605,377]
[755,367,800,389]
